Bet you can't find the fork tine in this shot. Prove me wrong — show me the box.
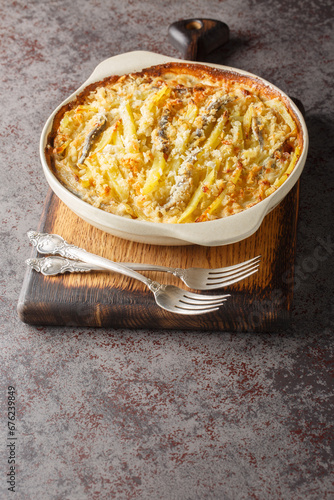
[207,261,260,279]
[177,296,228,307]
[173,290,230,314]
[205,267,259,288]
[180,295,230,305]
[207,263,259,282]
[182,292,230,303]
[174,305,220,315]
[207,255,261,275]
[177,303,227,311]
[207,262,259,280]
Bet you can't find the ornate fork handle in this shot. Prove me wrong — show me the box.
[26,256,101,276]
[26,255,187,278]
[27,230,185,278]
[26,231,164,293]
[28,231,88,260]
[26,231,230,316]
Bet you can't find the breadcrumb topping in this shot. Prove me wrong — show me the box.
[48,63,302,224]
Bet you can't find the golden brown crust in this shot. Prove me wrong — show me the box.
[46,62,303,224]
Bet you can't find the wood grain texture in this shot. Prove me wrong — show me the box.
[17,182,299,331]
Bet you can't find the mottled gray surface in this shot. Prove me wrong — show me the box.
[1,0,333,499]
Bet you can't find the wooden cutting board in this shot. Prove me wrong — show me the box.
[17,182,299,331]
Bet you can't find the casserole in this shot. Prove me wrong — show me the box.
[40,51,308,246]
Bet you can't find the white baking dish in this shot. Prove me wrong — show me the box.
[40,51,308,246]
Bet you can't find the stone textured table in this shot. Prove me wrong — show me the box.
[1,0,333,498]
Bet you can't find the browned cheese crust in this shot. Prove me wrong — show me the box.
[46,62,303,223]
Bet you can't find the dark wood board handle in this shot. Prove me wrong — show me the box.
[168,19,229,61]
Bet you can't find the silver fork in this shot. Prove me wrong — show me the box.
[26,231,229,316]
[26,254,260,290]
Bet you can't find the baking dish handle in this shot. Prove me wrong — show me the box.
[182,197,272,246]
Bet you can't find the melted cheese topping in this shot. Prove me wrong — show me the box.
[50,65,302,223]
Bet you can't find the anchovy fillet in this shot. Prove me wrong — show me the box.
[164,160,194,210]
[78,114,107,164]
[157,109,171,156]
[192,96,233,146]
[252,116,264,150]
